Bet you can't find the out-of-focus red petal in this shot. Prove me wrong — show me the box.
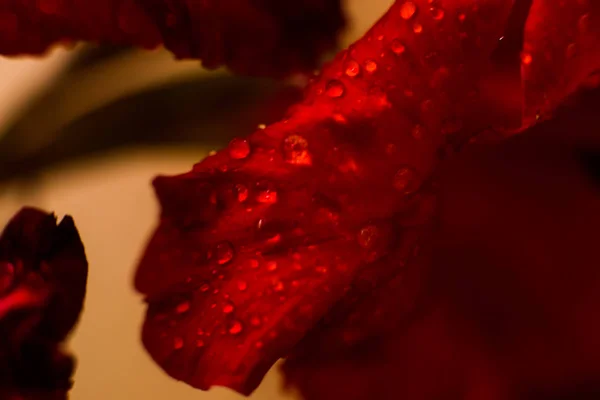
[0,0,344,76]
[135,0,517,395]
[0,207,88,398]
[522,0,600,122]
[0,208,88,342]
[283,307,510,400]
[284,87,600,400]
[434,87,600,398]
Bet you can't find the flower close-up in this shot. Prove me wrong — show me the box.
[0,0,599,399]
[0,208,88,399]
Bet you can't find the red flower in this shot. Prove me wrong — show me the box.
[0,208,88,399]
[0,0,344,76]
[132,0,600,398]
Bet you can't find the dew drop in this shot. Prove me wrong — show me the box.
[250,316,262,327]
[400,1,417,19]
[196,339,205,347]
[333,113,347,124]
[229,320,243,335]
[249,259,260,269]
[385,143,397,155]
[200,283,211,292]
[413,23,423,34]
[176,301,190,314]
[357,225,380,249]
[283,135,312,165]
[364,59,378,73]
[237,280,248,291]
[521,52,532,65]
[215,241,234,265]
[393,166,418,193]
[223,303,235,314]
[411,124,425,140]
[315,266,328,274]
[229,138,250,159]
[235,184,249,202]
[256,182,278,204]
[266,261,278,271]
[255,341,264,349]
[579,13,590,33]
[174,337,184,350]
[458,13,466,23]
[390,39,406,55]
[430,7,445,20]
[344,60,360,77]
[273,281,285,292]
[326,80,346,98]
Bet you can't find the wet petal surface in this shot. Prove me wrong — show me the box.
[135,0,517,395]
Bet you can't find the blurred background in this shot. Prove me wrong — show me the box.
[0,1,392,399]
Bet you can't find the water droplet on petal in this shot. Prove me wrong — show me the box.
[229,320,243,335]
[256,182,278,204]
[273,281,285,292]
[358,225,380,249]
[390,39,406,55]
[344,60,360,77]
[326,80,346,98]
[215,242,234,265]
[333,113,347,124]
[521,52,532,65]
[255,341,264,349]
[196,339,205,347]
[579,13,590,33]
[176,301,190,314]
[235,184,248,202]
[266,261,278,271]
[250,316,262,327]
[229,138,250,159]
[430,7,445,20]
[400,1,417,19]
[174,337,184,350]
[249,259,260,269]
[413,23,423,34]
[393,166,419,193]
[411,124,426,140]
[364,59,378,73]
[283,135,312,165]
[237,280,248,291]
[223,303,235,314]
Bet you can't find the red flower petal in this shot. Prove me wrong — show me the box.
[434,87,600,398]
[522,0,600,122]
[0,0,344,76]
[135,0,517,395]
[0,207,88,398]
[284,87,600,400]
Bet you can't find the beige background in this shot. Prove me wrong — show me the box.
[0,1,393,399]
